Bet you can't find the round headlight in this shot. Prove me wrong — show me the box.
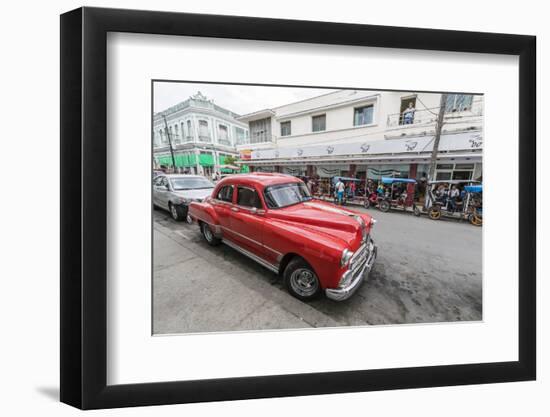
[340,248,354,267]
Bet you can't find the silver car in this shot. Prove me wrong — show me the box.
[153,174,215,222]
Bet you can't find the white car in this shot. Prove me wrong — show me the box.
[153,174,215,222]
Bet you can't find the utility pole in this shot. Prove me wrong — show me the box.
[427,93,448,185]
[163,115,177,173]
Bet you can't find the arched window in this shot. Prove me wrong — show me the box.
[187,120,193,140]
[181,122,185,141]
[198,120,210,142]
[174,124,179,142]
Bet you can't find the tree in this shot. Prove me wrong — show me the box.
[222,155,237,166]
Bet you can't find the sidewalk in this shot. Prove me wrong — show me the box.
[153,222,340,334]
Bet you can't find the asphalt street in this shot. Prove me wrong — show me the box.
[153,205,482,334]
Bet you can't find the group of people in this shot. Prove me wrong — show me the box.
[434,183,463,212]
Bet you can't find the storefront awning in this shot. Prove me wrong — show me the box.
[249,131,482,162]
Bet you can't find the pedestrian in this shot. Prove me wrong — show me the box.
[349,180,356,197]
[335,178,345,205]
[306,177,313,193]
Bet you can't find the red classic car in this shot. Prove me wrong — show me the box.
[188,173,377,301]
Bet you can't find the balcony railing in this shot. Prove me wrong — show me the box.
[154,133,198,148]
[249,133,274,144]
[198,135,212,143]
[386,99,483,128]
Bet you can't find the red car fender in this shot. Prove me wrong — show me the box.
[266,220,348,290]
[189,201,220,233]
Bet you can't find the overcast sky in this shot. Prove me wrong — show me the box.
[153,82,335,115]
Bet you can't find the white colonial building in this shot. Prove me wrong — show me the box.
[153,92,249,177]
[236,90,483,183]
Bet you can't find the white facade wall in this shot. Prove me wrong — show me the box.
[153,108,248,148]
[237,89,482,156]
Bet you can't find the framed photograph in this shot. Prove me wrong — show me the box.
[60,7,536,409]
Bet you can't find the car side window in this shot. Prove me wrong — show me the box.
[154,176,164,186]
[217,185,234,202]
[237,187,263,209]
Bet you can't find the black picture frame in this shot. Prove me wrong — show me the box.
[60,6,536,410]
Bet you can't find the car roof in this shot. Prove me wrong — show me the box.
[161,174,206,179]
[218,173,302,188]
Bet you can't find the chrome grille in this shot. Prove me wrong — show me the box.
[349,240,368,272]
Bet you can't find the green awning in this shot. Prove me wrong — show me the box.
[157,154,197,168]
[199,153,214,167]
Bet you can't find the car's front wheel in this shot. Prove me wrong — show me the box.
[284,257,321,301]
[200,221,222,246]
[169,203,187,222]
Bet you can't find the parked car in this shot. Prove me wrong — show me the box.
[153,174,215,223]
[188,173,377,301]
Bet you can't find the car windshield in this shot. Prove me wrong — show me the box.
[170,177,214,190]
[264,182,312,209]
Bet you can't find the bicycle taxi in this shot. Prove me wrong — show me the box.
[376,177,421,216]
[463,184,483,226]
[425,180,481,224]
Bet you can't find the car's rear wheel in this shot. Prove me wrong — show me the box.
[284,258,321,301]
[200,222,221,246]
[169,203,187,222]
[364,198,371,209]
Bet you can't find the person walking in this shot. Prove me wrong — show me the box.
[335,178,345,205]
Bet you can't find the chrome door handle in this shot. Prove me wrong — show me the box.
[231,207,238,212]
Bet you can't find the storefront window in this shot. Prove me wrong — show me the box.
[366,164,409,180]
[436,171,452,181]
[416,164,429,181]
[434,162,477,181]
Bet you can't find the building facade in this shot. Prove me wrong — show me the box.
[236,90,483,184]
[153,92,249,177]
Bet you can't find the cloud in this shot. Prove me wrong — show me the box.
[153,81,335,115]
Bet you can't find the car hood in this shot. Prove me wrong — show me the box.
[172,188,213,200]
[269,200,371,249]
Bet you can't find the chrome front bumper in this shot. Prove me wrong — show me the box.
[325,237,377,301]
